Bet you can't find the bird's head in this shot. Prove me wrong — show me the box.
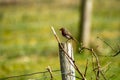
[59,27,64,31]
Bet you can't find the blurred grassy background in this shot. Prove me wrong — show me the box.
[0,0,120,79]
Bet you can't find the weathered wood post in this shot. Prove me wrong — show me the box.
[59,42,75,80]
[79,0,93,47]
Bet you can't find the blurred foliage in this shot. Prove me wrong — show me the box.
[0,0,120,79]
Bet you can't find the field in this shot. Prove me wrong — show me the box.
[0,0,120,80]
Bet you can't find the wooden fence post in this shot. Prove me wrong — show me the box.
[79,0,93,47]
[59,42,75,80]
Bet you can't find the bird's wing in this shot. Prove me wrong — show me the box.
[65,28,72,36]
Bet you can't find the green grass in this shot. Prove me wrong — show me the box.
[0,0,120,80]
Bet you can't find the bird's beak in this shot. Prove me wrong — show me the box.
[59,28,62,31]
[59,27,63,31]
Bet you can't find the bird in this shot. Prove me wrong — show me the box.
[59,27,78,43]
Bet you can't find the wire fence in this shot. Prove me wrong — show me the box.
[0,69,81,80]
[0,69,60,80]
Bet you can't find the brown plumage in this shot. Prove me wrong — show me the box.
[59,27,78,43]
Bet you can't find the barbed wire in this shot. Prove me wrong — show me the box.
[0,69,81,80]
[0,69,60,80]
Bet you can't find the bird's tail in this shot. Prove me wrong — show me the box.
[72,37,79,44]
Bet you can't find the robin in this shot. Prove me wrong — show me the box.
[59,27,78,43]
